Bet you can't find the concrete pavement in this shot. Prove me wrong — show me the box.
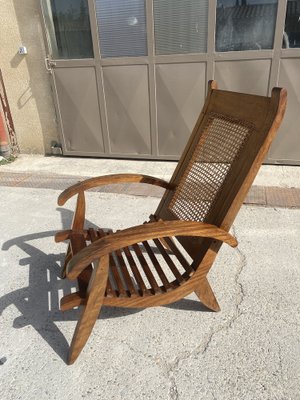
[1,154,300,187]
[0,156,300,399]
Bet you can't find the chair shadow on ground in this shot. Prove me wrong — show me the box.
[1,207,210,363]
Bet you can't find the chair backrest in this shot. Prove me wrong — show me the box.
[155,81,287,259]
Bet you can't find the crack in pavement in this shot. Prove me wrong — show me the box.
[168,371,179,400]
[277,343,284,381]
[227,224,246,330]
[161,224,247,399]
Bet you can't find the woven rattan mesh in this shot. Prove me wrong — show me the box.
[169,112,256,222]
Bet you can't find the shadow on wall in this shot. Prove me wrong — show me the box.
[10,52,33,108]
[10,0,59,153]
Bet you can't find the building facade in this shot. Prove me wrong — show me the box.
[0,0,299,164]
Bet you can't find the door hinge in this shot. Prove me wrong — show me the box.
[45,56,56,73]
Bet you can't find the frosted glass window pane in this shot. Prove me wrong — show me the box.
[283,0,300,48]
[154,0,208,55]
[216,0,278,52]
[96,0,147,58]
[43,0,93,59]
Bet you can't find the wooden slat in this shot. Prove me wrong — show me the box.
[88,228,98,242]
[147,215,173,252]
[89,228,115,297]
[161,237,194,274]
[107,229,133,297]
[97,229,124,297]
[67,220,237,280]
[114,248,136,296]
[70,234,92,294]
[97,229,117,297]
[123,246,149,296]
[132,244,161,294]
[61,292,86,311]
[70,233,86,254]
[105,273,116,297]
[110,253,128,297]
[141,241,171,291]
[95,228,107,240]
[153,239,185,284]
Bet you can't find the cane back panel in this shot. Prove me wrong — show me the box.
[155,88,279,259]
[168,112,255,223]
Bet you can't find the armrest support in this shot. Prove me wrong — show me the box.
[66,220,237,280]
[58,174,174,206]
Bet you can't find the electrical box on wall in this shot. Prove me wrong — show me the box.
[18,46,27,55]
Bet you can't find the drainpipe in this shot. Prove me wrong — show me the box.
[0,110,10,158]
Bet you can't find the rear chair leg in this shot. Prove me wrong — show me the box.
[61,243,72,279]
[194,277,220,312]
[68,255,109,364]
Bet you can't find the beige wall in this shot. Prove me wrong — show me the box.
[0,0,59,154]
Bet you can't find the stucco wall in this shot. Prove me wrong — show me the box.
[0,0,59,154]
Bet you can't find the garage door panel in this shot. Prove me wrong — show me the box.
[156,63,206,157]
[215,60,271,95]
[269,58,300,163]
[55,67,104,153]
[103,65,151,155]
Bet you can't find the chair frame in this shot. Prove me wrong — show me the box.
[55,81,287,364]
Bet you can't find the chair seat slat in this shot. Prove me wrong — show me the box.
[131,243,161,294]
[153,239,185,284]
[123,246,150,296]
[141,241,172,291]
[114,248,136,296]
[162,237,194,274]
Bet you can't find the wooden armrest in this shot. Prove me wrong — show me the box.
[58,174,174,206]
[66,220,237,280]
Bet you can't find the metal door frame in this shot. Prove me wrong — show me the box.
[39,0,108,157]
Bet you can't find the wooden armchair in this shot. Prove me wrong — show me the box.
[55,81,287,364]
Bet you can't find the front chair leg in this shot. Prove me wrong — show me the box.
[68,255,109,365]
[194,277,220,312]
